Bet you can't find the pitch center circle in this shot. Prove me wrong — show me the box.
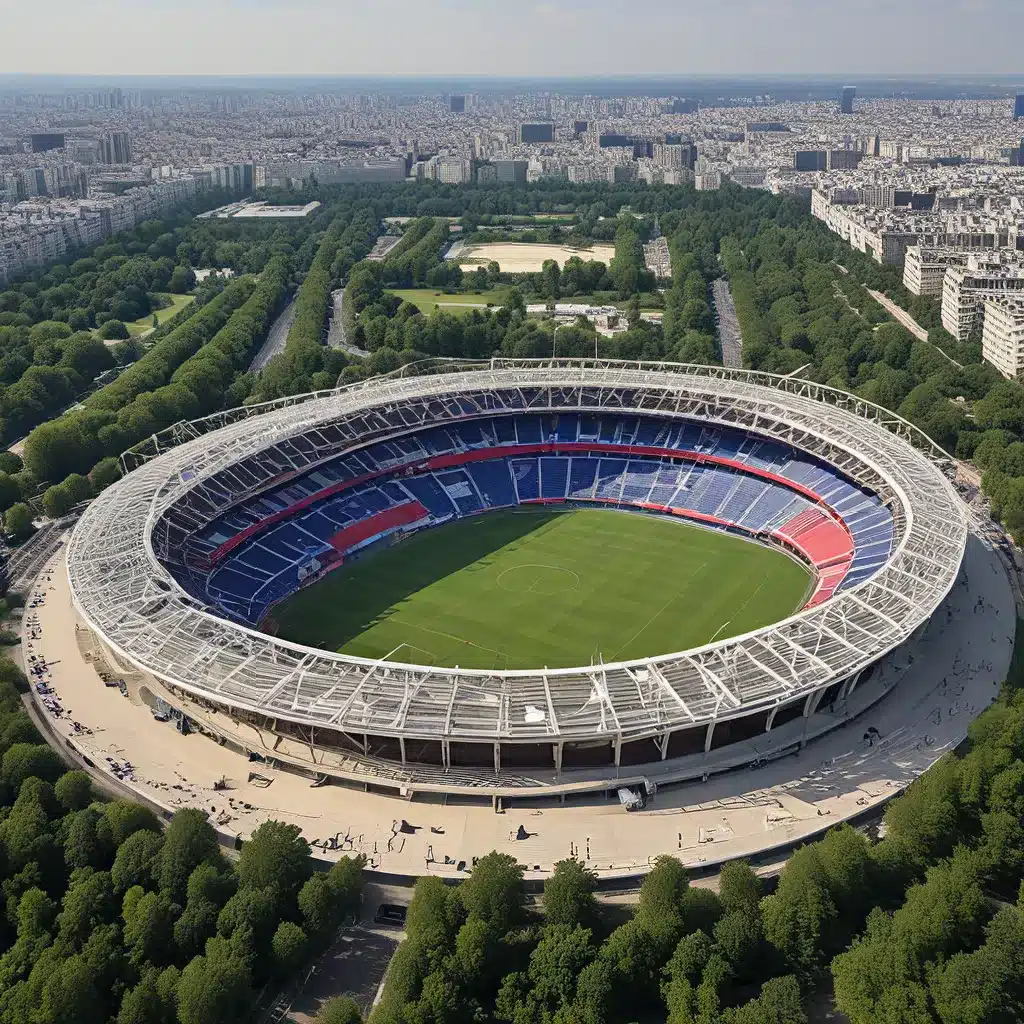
[496,563,581,596]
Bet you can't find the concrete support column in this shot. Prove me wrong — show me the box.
[494,743,501,775]
[614,736,622,768]
[442,739,450,770]
[845,669,865,701]
[362,733,369,754]
[554,743,563,777]
[704,721,716,753]
[766,706,779,731]
[399,736,406,765]
[658,732,670,760]
[803,686,827,719]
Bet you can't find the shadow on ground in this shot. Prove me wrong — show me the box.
[287,926,401,1023]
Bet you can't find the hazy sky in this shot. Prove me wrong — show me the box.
[7,0,1024,78]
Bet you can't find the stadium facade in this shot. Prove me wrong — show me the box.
[67,361,968,802]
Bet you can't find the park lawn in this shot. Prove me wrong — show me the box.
[272,508,811,671]
[387,288,509,316]
[125,292,196,337]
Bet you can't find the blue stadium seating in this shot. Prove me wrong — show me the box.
[567,458,599,498]
[594,459,627,500]
[178,412,898,624]
[540,458,569,499]
[510,459,540,501]
[467,462,517,507]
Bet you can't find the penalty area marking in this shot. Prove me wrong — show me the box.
[389,619,509,661]
[495,563,582,595]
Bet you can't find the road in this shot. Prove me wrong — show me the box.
[248,295,297,372]
[327,288,369,357]
[712,277,743,368]
[326,289,347,349]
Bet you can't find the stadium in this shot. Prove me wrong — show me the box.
[65,359,970,807]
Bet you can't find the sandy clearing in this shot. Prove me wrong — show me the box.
[457,242,615,274]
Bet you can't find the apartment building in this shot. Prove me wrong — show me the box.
[904,245,1024,296]
[903,247,960,296]
[982,297,1024,377]
[0,174,203,285]
[811,190,917,263]
[941,259,1024,341]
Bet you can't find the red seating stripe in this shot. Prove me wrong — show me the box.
[203,443,846,565]
[327,501,428,555]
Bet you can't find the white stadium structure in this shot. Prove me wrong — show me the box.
[61,360,978,812]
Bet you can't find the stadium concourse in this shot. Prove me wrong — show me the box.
[24,531,1013,880]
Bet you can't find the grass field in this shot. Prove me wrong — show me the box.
[99,292,196,341]
[387,288,509,316]
[272,508,812,670]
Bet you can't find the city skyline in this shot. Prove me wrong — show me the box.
[6,0,1024,78]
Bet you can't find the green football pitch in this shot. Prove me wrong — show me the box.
[271,508,813,670]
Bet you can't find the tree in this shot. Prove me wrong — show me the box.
[156,808,220,902]
[762,847,838,980]
[56,869,117,951]
[544,858,597,928]
[54,770,93,811]
[529,923,595,1011]
[451,914,499,995]
[116,966,179,1024]
[63,807,108,870]
[4,502,33,540]
[102,319,130,340]
[326,854,364,922]
[0,472,21,516]
[43,473,92,517]
[2,742,65,787]
[298,872,340,939]
[237,820,312,908]
[573,957,615,1024]
[88,457,121,492]
[636,855,690,948]
[123,889,175,968]
[100,799,161,847]
[722,975,806,1024]
[111,829,164,894]
[175,937,253,1024]
[315,995,363,1024]
[718,861,761,917]
[459,851,524,933]
[713,910,766,984]
[173,896,220,962]
[404,875,461,958]
[626,293,643,329]
[271,920,308,977]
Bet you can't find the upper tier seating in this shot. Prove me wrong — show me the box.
[167,413,895,625]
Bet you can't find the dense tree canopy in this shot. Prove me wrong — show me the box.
[0,653,365,1024]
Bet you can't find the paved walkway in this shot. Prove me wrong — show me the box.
[712,278,743,367]
[25,534,1013,882]
[866,289,929,343]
